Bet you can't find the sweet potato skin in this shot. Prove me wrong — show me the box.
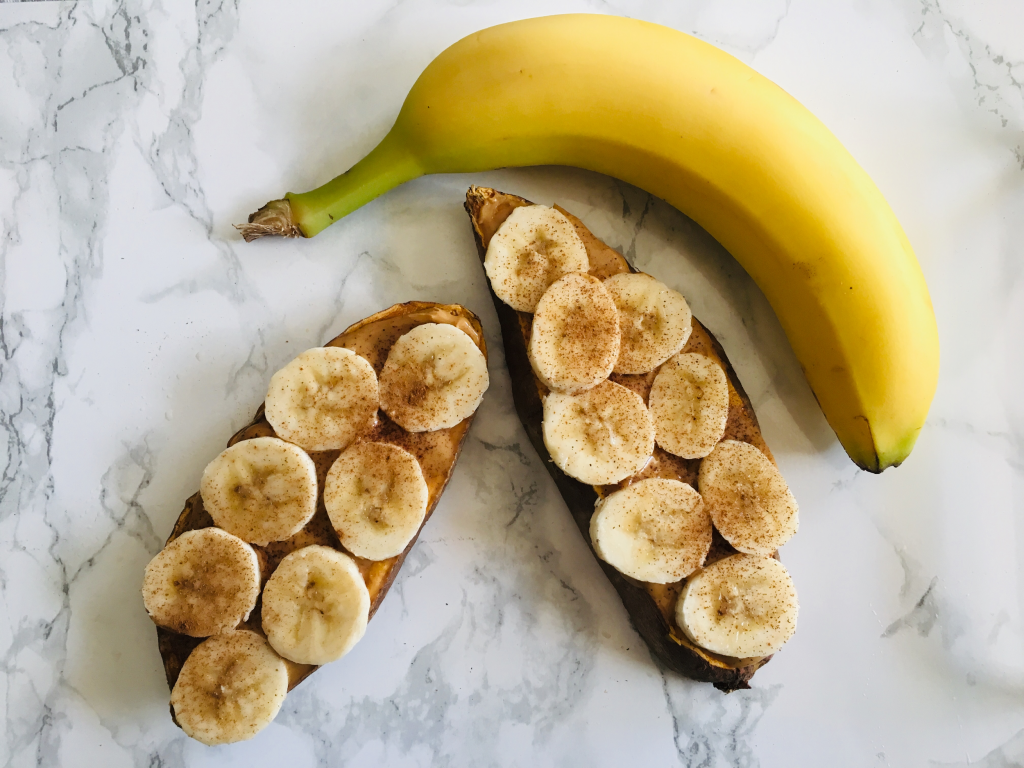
[466,187,770,691]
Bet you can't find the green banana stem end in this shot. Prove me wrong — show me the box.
[236,199,303,241]
[237,133,423,241]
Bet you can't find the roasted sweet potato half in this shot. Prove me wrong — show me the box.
[156,302,486,696]
[466,186,773,691]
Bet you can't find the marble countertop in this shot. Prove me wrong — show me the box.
[2,0,1023,765]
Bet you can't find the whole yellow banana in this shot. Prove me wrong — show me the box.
[242,14,939,473]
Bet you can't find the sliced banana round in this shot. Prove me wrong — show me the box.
[676,554,798,658]
[590,478,712,583]
[261,545,370,665]
[200,437,318,546]
[142,527,260,637]
[380,323,489,432]
[170,630,289,745]
[325,442,429,561]
[698,440,799,556]
[528,272,620,394]
[604,272,693,374]
[484,204,591,312]
[265,346,379,452]
[543,379,655,485]
[649,352,729,459]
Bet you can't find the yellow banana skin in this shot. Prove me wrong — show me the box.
[253,14,939,472]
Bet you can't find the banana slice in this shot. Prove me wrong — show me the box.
[261,545,370,665]
[265,346,379,452]
[590,478,711,583]
[543,379,655,485]
[324,441,429,561]
[649,352,729,459]
[698,440,799,556]
[484,204,590,312]
[676,554,798,658]
[142,527,260,637]
[170,630,289,745]
[199,437,318,546]
[380,323,489,432]
[528,272,620,394]
[604,273,692,374]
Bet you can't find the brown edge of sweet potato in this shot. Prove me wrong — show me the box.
[465,186,769,692]
[156,301,487,708]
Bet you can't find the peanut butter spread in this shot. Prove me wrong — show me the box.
[467,186,773,672]
[158,302,486,693]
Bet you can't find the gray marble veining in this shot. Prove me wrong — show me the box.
[2,0,1023,766]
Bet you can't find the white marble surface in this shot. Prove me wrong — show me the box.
[1,0,1023,765]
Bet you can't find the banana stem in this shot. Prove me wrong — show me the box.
[236,199,302,241]
[237,132,423,241]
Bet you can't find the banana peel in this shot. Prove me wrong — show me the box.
[239,14,939,473]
